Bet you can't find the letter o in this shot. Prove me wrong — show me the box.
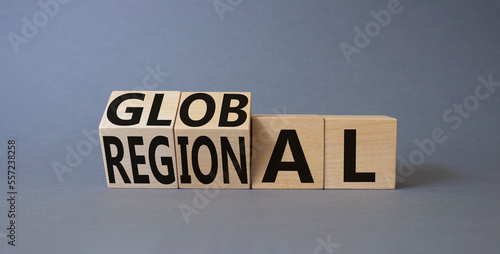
[409,150,425,166]
[463,96,479,112]
[77,140,93,156]
[180,93,216,127]
[365,21,381,37]
[33,11,49,27]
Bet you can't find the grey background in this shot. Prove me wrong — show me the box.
[1,0,499,253]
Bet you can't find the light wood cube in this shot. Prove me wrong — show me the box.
[324,115,397,189]
[99,91,181,188]
[252,115,324,189]
[174,92,251,189]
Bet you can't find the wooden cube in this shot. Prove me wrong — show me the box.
[99,91,181,188]
[252,115,324,189]
[324,115,397,189]
[174,92,251,189]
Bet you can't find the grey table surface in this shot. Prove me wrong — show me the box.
[1,0,499,253]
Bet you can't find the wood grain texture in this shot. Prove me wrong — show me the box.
[175,92,251,189]
[99,91,181,188]
[251,115,324,189]
[323,115,397,189]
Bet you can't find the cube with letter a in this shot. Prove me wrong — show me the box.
[175,92,251,189]
[251,115,324,189]
[324,115,397,189]
[99,91,181,188]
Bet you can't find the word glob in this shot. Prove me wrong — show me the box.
[99,91,397,189]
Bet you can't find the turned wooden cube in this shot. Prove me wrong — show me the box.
[99,91,181,188]
[174,92,251,189]
[251,115,324,189]
[324,115,397,189]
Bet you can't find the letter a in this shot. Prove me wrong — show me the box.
[262,130,314,183]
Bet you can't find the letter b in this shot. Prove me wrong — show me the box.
[370,9,391,27]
